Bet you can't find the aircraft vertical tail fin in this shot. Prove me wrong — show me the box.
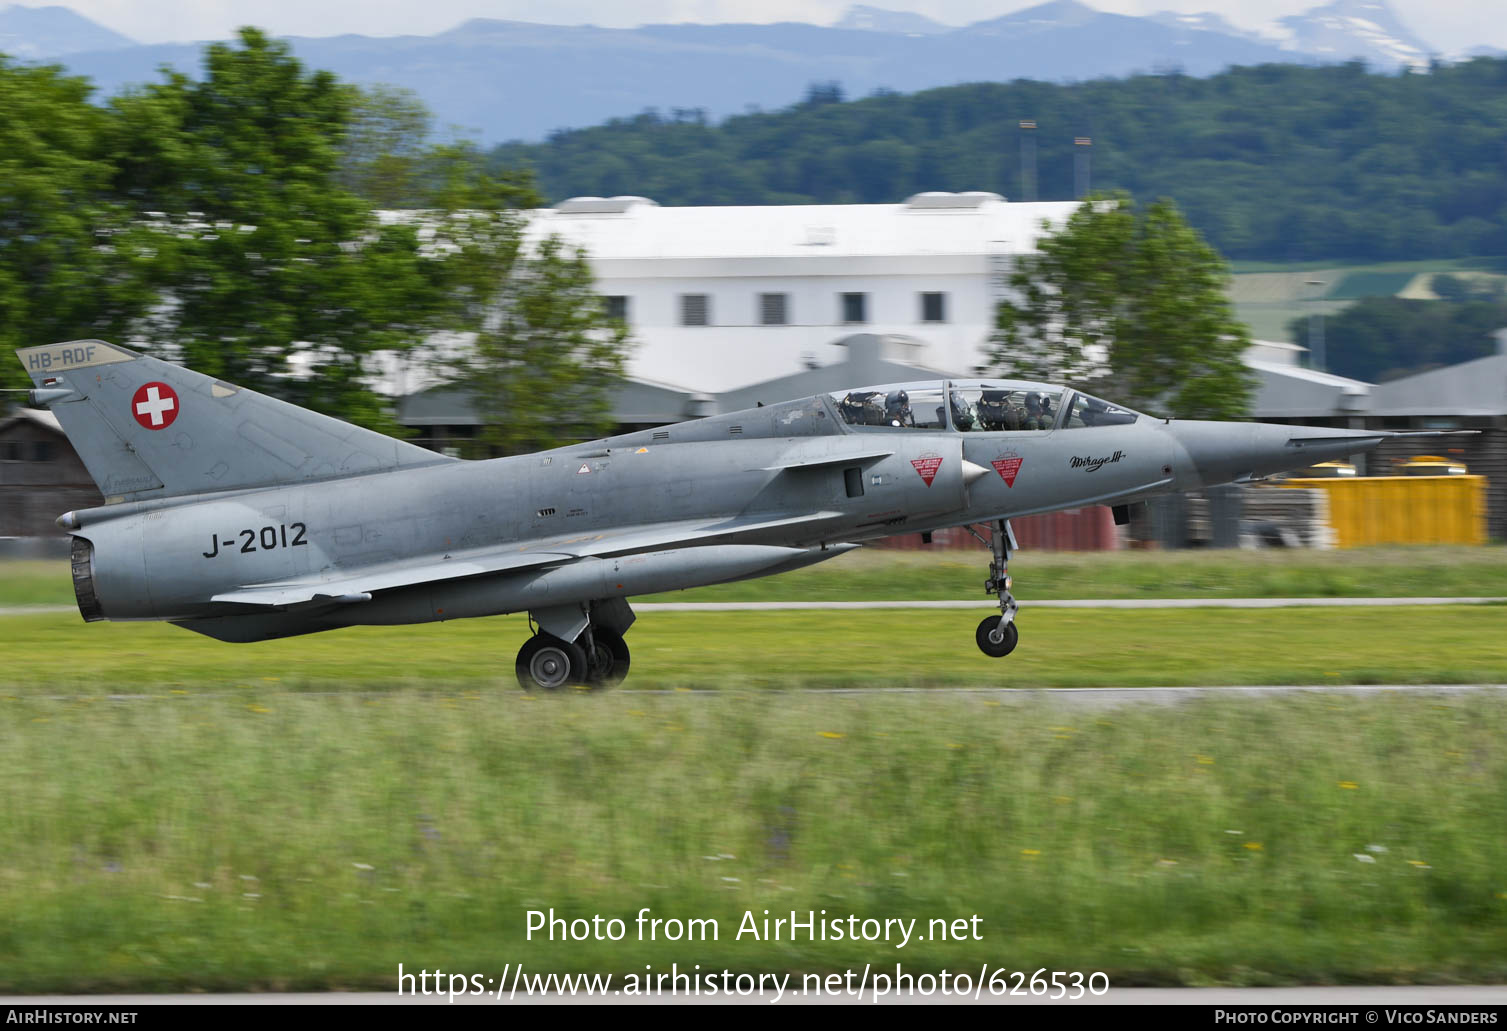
[15,339,454,501]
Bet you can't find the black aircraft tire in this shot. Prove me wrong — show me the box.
[516,634,587,691]
[586,628,631,688]
[975,616,1019,658]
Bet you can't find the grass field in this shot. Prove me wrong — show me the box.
[4,548,1505,991]
[4,546,1507,609]
[3,691,1505,990]
[1227,258,1507,276]
[2,604,1506,692]
[1327,270,1419,300]
[1225,258,1507,339]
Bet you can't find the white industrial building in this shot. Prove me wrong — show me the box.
[526,192,1080,393]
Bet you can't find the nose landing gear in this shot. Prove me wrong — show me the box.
[971,519,1019,658]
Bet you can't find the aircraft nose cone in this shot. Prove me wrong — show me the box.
[1167,421,1377,489]
[961,459,991,485]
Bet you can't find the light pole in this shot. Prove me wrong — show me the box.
[1019,120,1037,202]
[1305,278,1326,372]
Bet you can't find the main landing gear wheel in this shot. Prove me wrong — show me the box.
[583,628,631,689]
[976,615,1019,658]
[515,633,586,691]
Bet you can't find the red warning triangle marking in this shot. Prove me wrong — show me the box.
[992,456,1023,487]
[910,456,943,486]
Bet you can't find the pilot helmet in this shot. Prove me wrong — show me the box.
[1024,392,1042,411]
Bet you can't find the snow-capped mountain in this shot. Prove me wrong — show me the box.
[0,0,1460,141]
[1147,10,1270,44]
[832,5,950,35]
[967,0,1103,39]
[1272,0,1434,68]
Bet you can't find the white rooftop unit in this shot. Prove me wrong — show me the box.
[553,195,659,214]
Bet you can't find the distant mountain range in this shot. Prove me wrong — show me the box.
[0,3,131,58]
[0,0,1446,142]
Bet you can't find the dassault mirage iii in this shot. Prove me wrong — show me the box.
[16,339,1451,690]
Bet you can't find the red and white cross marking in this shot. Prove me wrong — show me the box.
[132,382,179,430]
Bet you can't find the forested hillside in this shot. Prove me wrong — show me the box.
[489,59,1507,263]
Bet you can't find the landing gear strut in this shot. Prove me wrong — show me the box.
[972,519,1018,658]
[514,599,635,691]
[581,626,631,688]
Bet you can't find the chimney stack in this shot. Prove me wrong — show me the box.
[1074,137,1092,199]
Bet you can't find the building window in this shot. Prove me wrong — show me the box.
[602,295,629,322]
[920,292,947,323]
[841,292,867,324]
[680,294,711,326]
[759,293,788,326]
[31,441,53,462]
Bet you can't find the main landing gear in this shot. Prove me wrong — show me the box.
[970,519,1019,658]
[514,599,635,691]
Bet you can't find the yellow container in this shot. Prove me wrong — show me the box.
[1278,475,1487,547]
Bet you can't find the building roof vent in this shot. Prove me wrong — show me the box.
[554,195,658,214]
[904,191,1005,209]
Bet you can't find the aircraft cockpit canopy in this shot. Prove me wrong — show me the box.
[828,381,1142,432]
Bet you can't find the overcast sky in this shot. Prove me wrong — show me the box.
[49,1,1506,55]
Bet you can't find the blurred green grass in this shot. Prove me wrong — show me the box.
[2,691,1505,990]
[4,546,1507,608]
[3,605,1506,692]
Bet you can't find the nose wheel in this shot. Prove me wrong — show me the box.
[971,519,1019,658]
[976,615,1018,657]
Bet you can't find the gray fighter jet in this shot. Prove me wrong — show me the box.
[15,339,1456,689]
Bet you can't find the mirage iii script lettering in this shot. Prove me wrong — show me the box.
[1069,451,1125,473]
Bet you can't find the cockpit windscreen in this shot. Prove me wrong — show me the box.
[1060,392,1141,428]
[828,381,1143,432]
[831,386,947,430]
[951,384,1063,431]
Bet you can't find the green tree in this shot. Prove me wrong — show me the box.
[489,57,1507,263]
[1288,296,1505,382]
[0,59,156,392]
[339,83,434,209]
[988,193,1253,420]
[460,234,629,457]
[99,30,629,445]
[424,144,631,456]
[105,27,405,427]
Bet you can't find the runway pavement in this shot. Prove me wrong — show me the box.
[32,684,1507,706]
[4,597,1505,617]
[635,597,1507,611]
[5,986,1507,1004]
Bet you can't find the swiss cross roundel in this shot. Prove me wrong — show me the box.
[131,381,180,430]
